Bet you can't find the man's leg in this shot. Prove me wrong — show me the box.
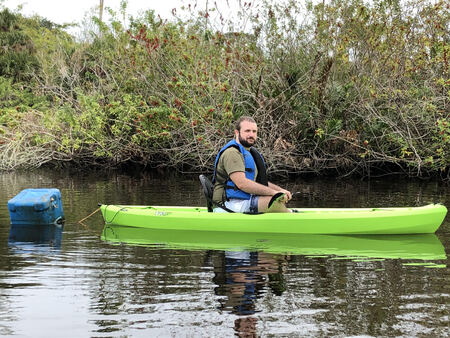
[257,195,290,213]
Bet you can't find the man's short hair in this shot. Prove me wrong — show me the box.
[235,116,256,131]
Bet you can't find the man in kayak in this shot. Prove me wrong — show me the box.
[212,116,293,213]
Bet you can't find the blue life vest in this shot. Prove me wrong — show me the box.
[213,139,268,200]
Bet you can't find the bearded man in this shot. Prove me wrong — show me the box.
[212,116,292,213]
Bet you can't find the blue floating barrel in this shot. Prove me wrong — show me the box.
[7,188,65,225]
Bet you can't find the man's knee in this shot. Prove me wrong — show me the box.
[258,195,289,213]
[257,196,273,212]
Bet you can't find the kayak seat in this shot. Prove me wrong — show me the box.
[199,174,215,212]
[199,175,236,213]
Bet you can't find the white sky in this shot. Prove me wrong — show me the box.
[3,0,187,23]
[0,0,253,36]
[2,0,266,36]
[2,0,307,39]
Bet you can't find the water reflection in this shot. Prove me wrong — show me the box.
[8,224,64,253]
[213,251,287,314]
[234,315,258,337]
[213,251,288,336]
[101,226,447,261]
[101,225,447,336]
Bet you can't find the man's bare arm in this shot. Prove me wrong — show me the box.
[229,172,280,196]
[268,182,292,200]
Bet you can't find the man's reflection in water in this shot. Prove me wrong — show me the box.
[234,316,258,337]
[213,250,288,337]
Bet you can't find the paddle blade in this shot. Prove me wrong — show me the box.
[268,192,285,209]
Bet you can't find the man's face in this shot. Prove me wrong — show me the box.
[235,121,257,148]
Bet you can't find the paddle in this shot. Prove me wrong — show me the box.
[267,192,304,213]
[268,192,286,209]
[292,191,301,198]
[268,191,304,208]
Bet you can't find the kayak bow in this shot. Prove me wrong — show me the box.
[100,203,447,235]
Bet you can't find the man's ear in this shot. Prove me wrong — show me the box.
[234,129,239,139]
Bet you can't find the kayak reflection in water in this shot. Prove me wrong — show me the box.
[213,251,288,335]
[212,116,293,213]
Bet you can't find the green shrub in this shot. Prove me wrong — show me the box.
[0,0,448,177]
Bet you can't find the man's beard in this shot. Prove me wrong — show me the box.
[238,133,255,148]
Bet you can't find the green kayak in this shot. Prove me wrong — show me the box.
[101,226,446,261]
[100,203,447,235]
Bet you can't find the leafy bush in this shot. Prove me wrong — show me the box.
[0,0,448,178]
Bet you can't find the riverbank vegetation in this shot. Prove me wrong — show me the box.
[0,0,448,178]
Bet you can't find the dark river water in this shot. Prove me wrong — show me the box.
[0,169,448,337]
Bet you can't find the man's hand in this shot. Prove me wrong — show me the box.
[229,172,293,202]
[278,189,292,203]
[268,182,292,201]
